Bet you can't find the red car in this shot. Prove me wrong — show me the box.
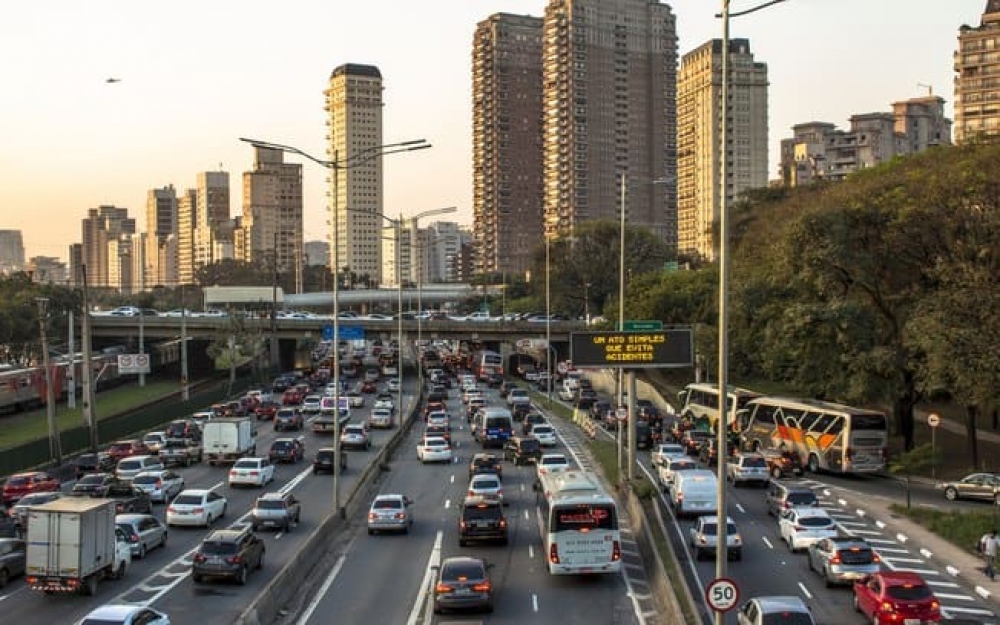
[853,571,941,624]
[107,439,149,462]
[255,400,280,420]
[282,388,304,406]
[360,380,377,394]
[2,471,61,505]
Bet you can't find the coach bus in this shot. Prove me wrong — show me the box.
[535,470,621,575]
[475,350,503,382]
[737,396,888,474]
[676,383,762,433]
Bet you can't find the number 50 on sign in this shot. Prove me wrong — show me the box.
[706,577,739,612]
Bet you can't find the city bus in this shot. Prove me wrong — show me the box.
[676,383,762,433]
[535,470,621,575]
[737,396,888,474]
[475,350,503,382]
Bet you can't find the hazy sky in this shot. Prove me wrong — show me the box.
[0,0,986,261]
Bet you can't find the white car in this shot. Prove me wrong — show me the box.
[374,395,395,413]
[426,411,450,430]
[657,456,698,490]
[467,473,504,503]
[132,469,185,503]
[228,457,275,488]
[347,390,365,408]
[537,453,571,477]
[143,431,168,454]
[417,436,453,464]
[387,378,401,392]
[368,408,393,429]
[301,395,322,414]
[116,455,164,481]
[778,507,838,552]
[166,488,227,527]
[531,424,558,447]
[78,604,171,625]
[652,443,687,466]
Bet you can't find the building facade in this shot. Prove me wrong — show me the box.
[677,38,768,261]
[0,230,25,275]
[472,13,544,276]
[80,205,136,288]
[955,1,1000,144]
[145,185,178,288]
[325,63,384,285]
[423,221,468,283]
[176,189,198,285]
[240,146,304,272]
[541,0,678,248]
[25,256,68,284]
[194,171,232,270]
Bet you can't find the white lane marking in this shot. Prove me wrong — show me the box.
[735,503,745,513]
[920,548,933,559]
[797,582,813,599]
[406,530,443,625]
[520,483,525,491]
[444,499,451,509]
[295,555,347,625]
[450,474,455,483]
[532,593,539,612]
[528,544,535,559]
[943,605,996,616]
[934,592,978,601]
[762,536,774,549]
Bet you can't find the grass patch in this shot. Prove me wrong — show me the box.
[642,498,701,624]
[889,504,998,554]
[0,381,178,450]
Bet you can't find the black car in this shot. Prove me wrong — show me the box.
[191,527,265,585]
[589,401,612,422]
[503,435,542,466]
[633,421,653,451]
[468,453,503,480]
[72,453,116,478]
[522,412,546,436]
[105,483,153,515]
[312,447,347,475]
[433,556,494,614]
[511,402,532,422]
[71,473,119,497]
[269,438,305,463]
[458,496,508,546]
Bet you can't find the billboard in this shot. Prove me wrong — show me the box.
[570,329,693,368]
[117,353,151,374]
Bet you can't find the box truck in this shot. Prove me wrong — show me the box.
[25,497,131,595]
[203,416,257,465]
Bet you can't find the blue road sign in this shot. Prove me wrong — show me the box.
[321,325,364,341]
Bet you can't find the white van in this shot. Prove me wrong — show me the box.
[669,469,719,518]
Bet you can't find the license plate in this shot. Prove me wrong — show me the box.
[903,620,920,625]
[455,587,471,595]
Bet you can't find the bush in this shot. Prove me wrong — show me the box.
[889,504,996,553]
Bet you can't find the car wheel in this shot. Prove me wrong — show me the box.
[0,567,9,588]
[433,603,443,615]
[853,593,861,612]
[138,543,146,559]
[944,487,958,501]
[162,531,168,547]
[192,573,203,583]
[236,565,248,586]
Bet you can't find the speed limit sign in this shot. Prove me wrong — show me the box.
[706,577,740,612]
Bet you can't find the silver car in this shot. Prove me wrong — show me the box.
[132,469,185,503]
[116,513,168,559]
[689,515,742,561]
[367,494,413,534]
[806,537,880,586]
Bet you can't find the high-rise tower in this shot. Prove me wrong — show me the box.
[954,1,1000,144]
[241,146,303,271]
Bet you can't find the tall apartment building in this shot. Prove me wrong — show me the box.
[541,0,678,248]
[194,171,232,270]
[25,256,67,284]
[0,230,25,275]
[955,1,1000,144]
[240,146,304,271]
[80,205,135,288]
[779,96,951,187]
[324,63,384,285]
[145,185,178,288]
[176,189,198,285]
[303,240,329,267]
[380,222,414,288]
[677,38,768,261]
[472,13,544,276]
[423,221,468,283]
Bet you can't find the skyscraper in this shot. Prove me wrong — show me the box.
[194,171,231,269]
[145,185,177,288]
[954,1,1000,144]
[677,38,768,261]
[80,205,135,288]
[472,13,544,276]
[240,146,303,271]
[176,189,198,285]
[541,0,678,247]
[325,63,384,285]
[0,230,25,275]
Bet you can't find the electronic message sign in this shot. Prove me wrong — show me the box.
[570,329,693,368]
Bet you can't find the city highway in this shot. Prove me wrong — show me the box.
[0,381,420,625]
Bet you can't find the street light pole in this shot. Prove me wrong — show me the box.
[36,298,61,465]
[545,234,552,404]
[240,136,430,519]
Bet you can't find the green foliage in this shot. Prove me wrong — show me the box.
[889,503,997,556]
[888,443,938,475]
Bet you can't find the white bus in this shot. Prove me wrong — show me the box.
[737,396,888,474]
[475,350,503,381]
[677,383,762,433]
[535,470,621,575]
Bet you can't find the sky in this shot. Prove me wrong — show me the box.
[0,0,988,262]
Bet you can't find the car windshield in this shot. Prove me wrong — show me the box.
[132,475,160,485]
[173,494,203,505]
[272,441,292,449]
[118,460,142,470]
[441,561,485,582]
[6,475,32,486]
[744,457,767,468]
[699,522,739,536]
[472,478,500,490]
[234,460,259,469]
[76,454,98,465]
[464,505,502,520]
[787,492,818,506]
[838,548,875,564]
[18,493,55,505]
[77,475,107,486]
[886,583,933,600]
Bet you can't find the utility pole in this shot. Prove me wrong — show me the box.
[36,298,62,465]
[80,265,98,453]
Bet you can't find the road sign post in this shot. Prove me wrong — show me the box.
[928,413,940,483]
[706,577,739,613]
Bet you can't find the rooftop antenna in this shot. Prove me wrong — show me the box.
[917,83,933,96]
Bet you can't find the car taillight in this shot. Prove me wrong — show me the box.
[229,470,237,476]
[468,490,475,497]
[829,554,841,564]
[472,582,491,592]
[930,600,940,610]
[368,512,377,521]
[460,520,466,529]
[499,518,507,528]
[612,540,621,561]
[167,506,176,514]
[249,471,259,476]
[394,513,406,520]
[129,533,139,543]
[549,544,560,564]
[193,554,206,563]
[435,583,453,594]
[193,507,204,514]
[872,553,881,563]
[155,479,163,488]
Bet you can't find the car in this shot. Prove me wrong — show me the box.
[281,388,304,406]
[131,469,185,503]
[254,400,280,420]
[387,378,401,393]
[536,453,570,477]
[427,410,450,430]
[340,424,372,450]
[274,407,304,431]
[759,448,804,478]
[269,437,306,463]
[104,482,154,515]
[78,605,172,625]
[228,457,275,487]
[374,393,395,412]
[301,395,322,414]
[251,492,301,533]
[313,447,347,474]
[115,513,168,559]
[504,435,542,465]
[107,439,150,462]
[425,423,452,444]
[0,538,26,588]
[71,472,119,497]
[72,452,117,478]
[689,515,742,561]
[938,472,1000,502]
[8,492,62,532]
[142,431,168,454]
[417,436,453,464]
[346,390,365,408]
[852,571,941,624]
[766,482,819,517]
[778,507,838,552]
[521,412,547,435]
[726,453,770,487]
[467,473,504,504]
[680,429,712,456]
[433,556,494,614]
[459,496,508,546]
[468,453,503,480]
[191,527,265,585]
[367,493,414,534]
[360,379,377,394]
[115,455,165,482]
[531,424,558,447]
[166,488,228,527]
[657,456,698,490]
[807,537,881,587]
[1,471,61,505]
[367,407,393,429]
[736,596,815,625]
[652,443,687,466]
